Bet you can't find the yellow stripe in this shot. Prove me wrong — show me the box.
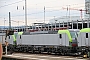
[12,35,16,41]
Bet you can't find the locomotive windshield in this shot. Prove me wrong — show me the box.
[70,31,78,38]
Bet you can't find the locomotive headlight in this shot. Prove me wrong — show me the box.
[72,38,77,40]
[82,49,85,50]
[72,38,75,40]
[72,38,78,47]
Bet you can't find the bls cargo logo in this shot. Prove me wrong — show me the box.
[0,43,3,60]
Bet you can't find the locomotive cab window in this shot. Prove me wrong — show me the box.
[9,36,10,39]
[20,35,21,39]
[86,33,88,38]
[59,34,62,38]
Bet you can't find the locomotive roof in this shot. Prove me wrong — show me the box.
[58,30,72,42]
[80,28,90,32]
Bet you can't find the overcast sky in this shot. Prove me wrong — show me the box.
[0,0,85,26]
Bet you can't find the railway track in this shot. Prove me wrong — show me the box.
[3,52,89,60]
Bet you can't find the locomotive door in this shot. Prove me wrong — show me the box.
[81,32,86,46]
[17,34,22,45]
[17,32,23,45]
[85,33,89,46]
[8,35,13,45]
[62,33,65,46]
[59,33,68,46]
[62,33,69,46]
[86,32,90,46]
[59,34,62,46]
[88,32,90,46]
[77,32,87,46]
[77,33,82,46]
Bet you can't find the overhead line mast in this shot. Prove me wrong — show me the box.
[25,0,27,26]
[44,6,45,23]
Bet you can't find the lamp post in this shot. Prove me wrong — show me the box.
[69,5,71,22]
[44,6,45,23]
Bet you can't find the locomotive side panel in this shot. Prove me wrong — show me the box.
[0,36,6,44]
[77,32,90,46]
[7,35,13,45]
[0,36,2,43]
[64,33,69,46]
[21,34,61,45]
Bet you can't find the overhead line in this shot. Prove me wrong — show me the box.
[11,9,63,17]
[0,0,62,9]
[0,0,24,8]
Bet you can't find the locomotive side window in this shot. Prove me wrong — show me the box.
[9,36,10,39]
[59,34,62,38]
[86,33,88,38]
[20,35,21,39]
